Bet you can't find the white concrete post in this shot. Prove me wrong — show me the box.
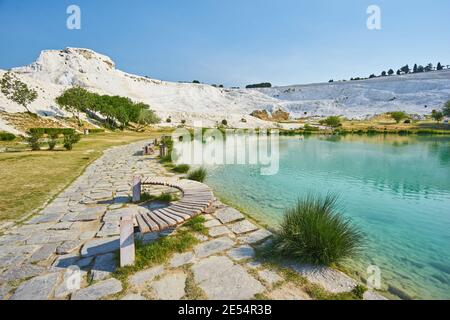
[120,214,135,267]
[132,176,141,203]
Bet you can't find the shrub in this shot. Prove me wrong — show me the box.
[166,117,172,123]
[187,167,207,182]
[404,119,411,124]
[431,110,444,122]
[26,132,42,151]
[48,133,59,151]
[390,111,408,124]
[320,116,342,128]
[272,193,363,266]
[246,82,272,89]
[181,119,186,125]
[173,164,191,174]
[443,100,450,117]
[63,132,81,151]
[304,124,319,132]
[221,119,228,126]
[29,128,75,135]
[0,132,16,141]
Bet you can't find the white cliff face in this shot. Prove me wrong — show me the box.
[1,47,450,130]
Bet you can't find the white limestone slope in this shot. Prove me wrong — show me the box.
[256,70,450,119]
[5,48,279,128]
[1,47,449,131]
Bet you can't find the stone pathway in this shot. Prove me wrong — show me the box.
[0,140,387,300]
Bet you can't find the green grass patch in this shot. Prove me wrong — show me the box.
[139,192,179,204]
[114,216,206,284]
[187,167,207,182]
[183,215,208,235]
[114,230,198,283]
[172,164,191,174]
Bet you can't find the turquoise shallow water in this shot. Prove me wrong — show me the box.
[204,134,450,299]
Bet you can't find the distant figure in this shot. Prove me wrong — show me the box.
[299,135,305,141]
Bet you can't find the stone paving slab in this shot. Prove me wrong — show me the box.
[91,253,117,281]
[290,263,358,293]
[229,220,258,235]
[227,245,255,261]
[151,271,187,300]
[238,229,273,244]
[194,237,235,258]
[191,256,264,300]
[129,265,165,287]
[81,237,120,257]
[213,207,244,224]
[11,273,60,300]
[71,278,122,300]
[170,252,195,268]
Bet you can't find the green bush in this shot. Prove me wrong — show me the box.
[390,111,408,124]
[63,132,81,151]
[88,129,105,134]
[320,116,342,128]
[26,132,43,151]
[48,133,59,151]
[272,193,363,266]
[304,124,319,132]
[0,132,16,141]
[221,119,228,126]
[187,167,207,182]
[29,128,75,135]
[173,164,191,174]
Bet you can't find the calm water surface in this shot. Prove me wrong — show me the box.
[204,135,450,299]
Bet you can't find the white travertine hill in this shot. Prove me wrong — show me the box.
[256,70,450,118]
[1,47,450,132]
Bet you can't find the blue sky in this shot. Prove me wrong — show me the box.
[0,0,449,87]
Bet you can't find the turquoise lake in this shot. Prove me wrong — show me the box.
[203,134,450,299]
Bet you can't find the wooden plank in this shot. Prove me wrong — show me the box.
[148,211,170,230]
[158,208,185,223]
[153,210,178,226]
[141,213,160,232]
[162,207,190,220]
[170,205,202,216]
[168,206,199,217]
[172,203,205,211]
[136,214,151,234]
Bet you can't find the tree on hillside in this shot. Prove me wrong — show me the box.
[425,63,433,72]
[413,64,418,73]
[388,69,394,76]
[320,116,342,128]
[391,111,408,123]
[400,65,411,74]
[437,62,443,71]
[443,100,450,117]
[417,65,424,73]
[396,69,401,75]
[56,87,93,126]
[381,71,387,76]
[136,105,161,130]
[1,72,38,113]
[369,74,376,79]
[431,110,444,123]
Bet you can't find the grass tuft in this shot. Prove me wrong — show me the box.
[271,193,363,266]
[172,164,191,174]
[187,167,207,182]
[183,215,208,235]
